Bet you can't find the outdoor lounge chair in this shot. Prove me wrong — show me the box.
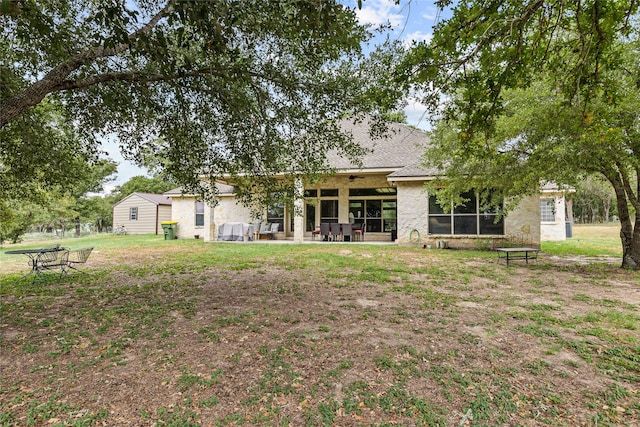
[258,223,279,240]
[267,222,279,239]
[258,223,271,239]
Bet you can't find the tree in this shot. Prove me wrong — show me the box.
[402,0,640,269]
[75,196,113,233]
[110,175,177,203]
[0,156,116,242]
[574,176,617,223]
[2,1,402,202]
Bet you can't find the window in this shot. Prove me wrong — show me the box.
[540,198,556,222]
[306,203,316,231]
[267,202,285,230]
[348,188,397,233]
[320,200,338,223]
[130,207,138,221]
[321,189,338,197]
[195,201,205,227]
[350,188,397,197]
[304,190,318,231]
[428,190,504,235]
[315,189,339,224]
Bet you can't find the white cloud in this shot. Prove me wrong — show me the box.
[354,0,404,27]
[404,30,432,45]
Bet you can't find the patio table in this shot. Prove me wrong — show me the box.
[5,245,65,281]
[496,247,540,266]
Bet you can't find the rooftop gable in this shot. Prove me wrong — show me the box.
[113,192,172,208]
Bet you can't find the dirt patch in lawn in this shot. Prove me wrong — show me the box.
[1,244,639,426]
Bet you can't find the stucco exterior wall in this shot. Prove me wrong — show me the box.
[112,194,167,234]
[540,194,567,241]
[169,196,201,240]
[503,195,542,246]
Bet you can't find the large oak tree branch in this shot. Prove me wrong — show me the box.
[0,3,171,128]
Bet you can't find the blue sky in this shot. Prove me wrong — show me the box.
[351,0,444,129]
[103,0,441,192]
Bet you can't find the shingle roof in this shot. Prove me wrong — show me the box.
[326,121,427,170]
[132,192,172,205]
[325,120,439,178]
[164,182,235,197]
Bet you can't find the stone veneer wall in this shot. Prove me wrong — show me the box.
[396,181,429,245]
[502,195,542,247]
[396,183,541,249]
[207,196,254,242]
[170,195,254,241]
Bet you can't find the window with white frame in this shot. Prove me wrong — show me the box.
[540,198,556,222]
[428,190,504,235]
[130,207,138,221]
[195,201,205,227]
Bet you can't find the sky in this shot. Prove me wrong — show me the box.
[102,0,442,193]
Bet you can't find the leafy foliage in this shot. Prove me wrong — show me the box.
[403,0,640,268]
[109,175,176,203]
[1,1,403,202]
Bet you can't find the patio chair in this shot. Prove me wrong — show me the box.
[36,247,69,278]
[320,223,330,241]
[352,223,364,241]
[66,247,93,274]
[258,223,271,239]
[341,223,352,242]
[268,222,279,239]
[310,223,321,240]
[330,223,341,241]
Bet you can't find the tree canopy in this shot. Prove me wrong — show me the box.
[402,0,640,269]
[1,0,402,201]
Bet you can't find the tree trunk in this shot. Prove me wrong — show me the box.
[565,197,574,222]
[610,176,640,270]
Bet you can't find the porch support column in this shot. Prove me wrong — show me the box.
[293,178,304,243]
[204,203,215,242]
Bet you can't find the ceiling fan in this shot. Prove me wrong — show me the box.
[348,175,364,181]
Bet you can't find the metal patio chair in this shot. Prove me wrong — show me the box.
[66,247,94,274]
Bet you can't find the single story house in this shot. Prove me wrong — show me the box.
[112,192,172,235]
[166,121,567,247]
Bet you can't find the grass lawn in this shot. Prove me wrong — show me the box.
[1,225,638,426]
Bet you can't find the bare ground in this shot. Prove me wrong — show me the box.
[1,244,639,426]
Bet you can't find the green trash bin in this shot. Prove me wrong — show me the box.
[161,221,178,240]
